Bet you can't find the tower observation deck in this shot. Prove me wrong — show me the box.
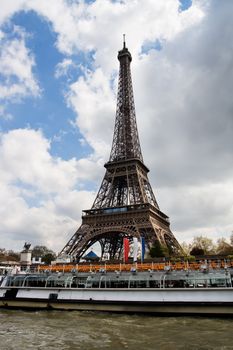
[59,39,182,261]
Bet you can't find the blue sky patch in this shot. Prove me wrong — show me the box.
[179,0,192,11]
[141,39,162,55]
[1,10,93,161]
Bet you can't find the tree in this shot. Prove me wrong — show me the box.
[42,252,56,265]
[32,246,50,257]
[32,245,56,264]
[150,241,169,258]
[0,248,6,261]
[230,233,233,246]
[6,250,20,262]
[216,238,233,256]
[191,236,216,255]
[0,248,20,262]
[180,242,191,255]
[190,246,204,256]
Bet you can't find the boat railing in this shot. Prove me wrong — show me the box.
[38,259,233,274]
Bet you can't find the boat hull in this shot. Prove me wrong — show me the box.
[2,299,233,315]
[1,287,233,315]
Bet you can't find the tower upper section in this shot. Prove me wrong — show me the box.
[91,40,159,210]
[109,40,143,163]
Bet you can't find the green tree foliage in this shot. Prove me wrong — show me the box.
[182,235,233,257]
[42,253,56,264]
[32,245,56,264]
[191,236,216,255]
[150,235,233,258]
[149,241,169,258]
[190,246,205,256]
[32,246,49,257]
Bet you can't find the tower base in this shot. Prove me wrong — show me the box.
[59,204,181,261]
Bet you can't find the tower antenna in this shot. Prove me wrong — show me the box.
[123,34,126,48]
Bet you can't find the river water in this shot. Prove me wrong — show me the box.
[0,310,233,350]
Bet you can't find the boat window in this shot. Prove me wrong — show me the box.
[4,276,14,286]
[85,276,99,288]
[44,274,74,288]
[2,271,232,290]
[164,280,185,288]
[148,280,160,288]
[71,277,78,288]
[184,279,195,288]
[12,276,26,287]
[109,279,128,288]
[23,275,46,287]
[198,280,207,287]
[99,276,111,288]
[85,276,92,288]
[77,277,87,288]
[91,280,99,288]
[209,278,228,287]
[54,279,66,288]
[46,279,55,288]
[64,276,73,288]
[129,280,148,288]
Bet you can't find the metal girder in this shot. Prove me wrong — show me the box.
[59,42,182,261]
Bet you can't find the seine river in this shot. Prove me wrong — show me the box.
[0,310,233,350]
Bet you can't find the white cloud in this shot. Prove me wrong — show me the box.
[55,58,75,79]
[0,128,102,193]
[158,181,233,243]
[0,128,97,251]
[67,67,116,159]
[0,0,232,251]
[0,105,13,121]
[0,26,40,101]
[0,183,79,252]
[133,0,233,187]
[130,0,233,241]
[0,0,204,62]
[0,0,25,25]
[64,0,233,243]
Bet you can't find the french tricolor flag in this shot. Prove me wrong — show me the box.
[123,238,130,263]
[141,237,145,263]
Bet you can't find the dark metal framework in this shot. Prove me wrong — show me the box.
[59,40,182,261]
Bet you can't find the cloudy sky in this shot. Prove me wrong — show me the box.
[0,0,232,252]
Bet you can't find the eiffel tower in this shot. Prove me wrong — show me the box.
[59,38,182,261]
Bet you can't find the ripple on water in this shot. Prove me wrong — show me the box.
[0,310,233,350]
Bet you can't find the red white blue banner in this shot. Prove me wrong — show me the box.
[141,237,145,262]
[123,238,130,263]
[133,237,138,262]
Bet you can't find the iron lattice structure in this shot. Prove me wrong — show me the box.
[59,41,182,261]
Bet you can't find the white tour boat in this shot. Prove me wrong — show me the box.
[1,268,233,315]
